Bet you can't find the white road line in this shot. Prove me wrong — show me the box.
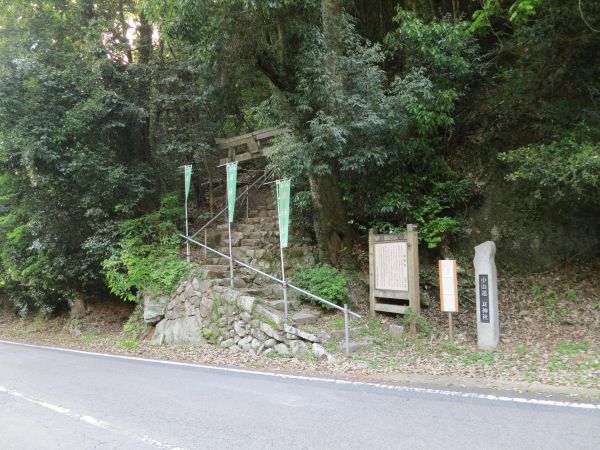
[1,339,599,411]
[0,384,188,450]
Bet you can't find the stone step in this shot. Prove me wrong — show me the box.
[204,257,230,265]
[203,269,230,278]
[232,247,257,259]
[236,223,263,233]
[245,231,267,240]
[221,236,279,247]
[266,298,301,312]
[215,222,276,232]
[292,310,321,326]
[257,210,278,218]
[240,238,261,247]
[202,264,230,271]
[241,285,282,298]
[213,277,247,289]
[224,235,279,246]
[252,206,276,212]
[207,229,244,239]
[244,217,264,225]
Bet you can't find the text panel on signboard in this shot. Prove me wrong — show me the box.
[374,241,408,292]
[479,274,490,323]
[438,259,458,313]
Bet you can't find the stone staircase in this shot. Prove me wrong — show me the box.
[189,188,322,327]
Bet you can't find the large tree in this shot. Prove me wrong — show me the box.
[0,0,153,313]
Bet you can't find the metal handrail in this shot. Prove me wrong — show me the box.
[181,234,362,319]
[189,169,272,240]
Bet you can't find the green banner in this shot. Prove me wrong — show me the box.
[226,162,238,223]
[184,165,192,203]
[276,179,291,248]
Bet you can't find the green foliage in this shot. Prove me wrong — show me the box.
[473,0,600,223]
[263,10,478,250]
[120,340,139,350]
[1,0,598,315]
[387,10,478,85]
[291,190,314,230]
[500,136,600,209]
[122,307,148,345]
[103,194,189,302]
[0,0,156,313]
[291,264,348,310]
[438,342,466,355]
[199,327,218,344]
[470,0,503,33]
[470,0,543,33]
[461,351,496,366]
[401,306,433,337]
[508,0,544,23]
[556,341,590,356]
[530,285,574,324]
[253,309,278,330]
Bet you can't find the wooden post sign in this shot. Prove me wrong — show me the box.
[369,225,420,317]
[438,259,459,341]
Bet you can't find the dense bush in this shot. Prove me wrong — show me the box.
[103,194,190,302]
[291,264,348,310]
[500,137,600,210]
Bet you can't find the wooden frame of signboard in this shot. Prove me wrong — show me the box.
[369,225,420,317]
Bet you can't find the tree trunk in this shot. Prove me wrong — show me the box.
[308,0,354,268]
[321,0,342,50]
[309,170,353,267]
[69,296,87,320]
[118,0,133,64]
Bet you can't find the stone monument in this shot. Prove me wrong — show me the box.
[473,241,499,349]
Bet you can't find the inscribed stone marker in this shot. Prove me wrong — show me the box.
[473,241,499,349]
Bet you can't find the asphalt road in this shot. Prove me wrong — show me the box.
[0,340,599,450]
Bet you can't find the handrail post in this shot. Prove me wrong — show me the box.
[344,304,350,357]
[283,282,288,322]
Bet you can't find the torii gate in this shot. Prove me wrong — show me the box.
[216,127,288,165]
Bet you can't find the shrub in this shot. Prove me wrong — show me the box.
[103,193,190,302]
[401,306,433,337]
[122,307,148,343]
[291,264,348,310]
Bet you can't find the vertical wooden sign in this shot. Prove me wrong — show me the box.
[438,259,458,341]
[438,260,458,313]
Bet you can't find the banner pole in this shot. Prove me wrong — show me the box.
[225,162,237,288]
[228,219,234,287]
[185,198,190,263]
[281,242,287,322]
[183,165,191,264]
[276,181,288,321]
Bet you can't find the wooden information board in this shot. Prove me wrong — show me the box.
[369,225,420,316]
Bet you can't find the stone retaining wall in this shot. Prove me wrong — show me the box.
[149,275,333,361]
